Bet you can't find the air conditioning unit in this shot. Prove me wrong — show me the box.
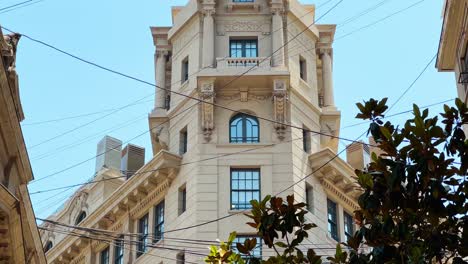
[95,136,122,173]
[121,144,145,179]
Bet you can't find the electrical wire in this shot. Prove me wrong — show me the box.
[0,0,32,11]
[0,0,44,14]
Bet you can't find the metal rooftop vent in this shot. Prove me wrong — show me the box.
[121,144,145,179]
[95,136,122,173]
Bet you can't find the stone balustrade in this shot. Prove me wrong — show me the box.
[216,57,271,70]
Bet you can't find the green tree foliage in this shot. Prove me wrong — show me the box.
[346,98,467,263]
[205,98,468,264]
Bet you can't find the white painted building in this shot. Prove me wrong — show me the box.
[40,1,365,263]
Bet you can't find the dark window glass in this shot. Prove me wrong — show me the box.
[180,128,188,155]
[327,199,339,241]
[182,57,189,82]
[75,211,86,225]
[114,236,124,264]
[154,200,165,242]
[305,184,313,213]
[303,127,311,153]
[300,57,307,81]
[179,187,187,215]
[137,214,149,257]
[231,169,260,210]
[234,236,262,259]
[44,241,53,253]
[230,113,259,143]
[100,247,109,264]
[230,39,258,58]
[344,212,354,241]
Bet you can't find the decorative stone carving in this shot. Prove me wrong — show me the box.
[151,127,169,151]
[273,80,288,140]
[217,20,270,35]
[239,87,248,102]
[200,80,215,142]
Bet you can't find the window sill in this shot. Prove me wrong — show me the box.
[217,143,272,148]
[228,209,251,214]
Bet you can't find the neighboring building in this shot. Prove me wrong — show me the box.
[437,0,468,134]
[0,28,47,263]
[41,1,362,263]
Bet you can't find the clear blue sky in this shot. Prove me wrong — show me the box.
[1,0,454,218]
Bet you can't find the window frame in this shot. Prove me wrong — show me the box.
[44,241,53,253]
[230,38,258,58]
[181,57,189,83]
[179,126,188,155]
[229,113,260,143]
[114,236,124,264]
[75,211,86,225]
[137,213,149,257]
[327,199,339,241]
[299,56,307,81]
[154,200,165,243]
[302,126,311,153]
[344,211,354,241]
[230,168,261,210]
[100,247,110,264]
[179,185,187,216]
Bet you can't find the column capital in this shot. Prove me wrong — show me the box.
[318,47,332,56]
[270,0,285,15]
[155,49,170,58]
[201,0,216,16]
[202,8,215,16]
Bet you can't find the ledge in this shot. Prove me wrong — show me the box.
[226,2,260,12]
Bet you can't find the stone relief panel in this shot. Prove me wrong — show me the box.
[216,19,271,36]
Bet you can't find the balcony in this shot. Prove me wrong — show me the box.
[217,57,270,69]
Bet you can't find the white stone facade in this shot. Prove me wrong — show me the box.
[41,1,362,263]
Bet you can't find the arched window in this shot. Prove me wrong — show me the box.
[230,113,259,143]
[75,211,86,225]
[44,241,53,253]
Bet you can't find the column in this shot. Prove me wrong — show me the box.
[202,9,215,68]
[155,50,167,109]
[321,49,335,108]
[271,8,285,67]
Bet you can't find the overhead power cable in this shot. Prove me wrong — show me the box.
[0,0,32,11]
[335,0,426,40]
[0,0,44,14]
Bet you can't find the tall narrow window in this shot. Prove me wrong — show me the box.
[344,212,354,241]
[179,127,188,155]
[179,185,187,215]
[114,236,124,264]
[176,251,185,264]
[181,57,189,83]
[327,199,339,241]
[230,113,259,143]
[231,168,260,210]
[100,247,109,264]
[299,56,307,81]
[234,236,262,259]
[230,39,258,58]
[303,126,311,153]
[305,184,314,213]
[154,200,165,242]
[137,214,149,257]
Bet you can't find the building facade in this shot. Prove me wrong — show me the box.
[0,28,47,264]
[437,0,468,134]
[41,1,364,263]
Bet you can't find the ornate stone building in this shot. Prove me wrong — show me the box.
[41,0,365,263]
[437,0,468,134]
[0,27,47,264]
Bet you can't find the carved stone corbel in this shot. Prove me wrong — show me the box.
[200,80,215,142]
[272,80,288,140]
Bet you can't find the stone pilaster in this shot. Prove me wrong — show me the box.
[155,50,169,110]
[271,0,285,67]
[320,48,335,109]
[273,79,288,140]
[202,0,216,68]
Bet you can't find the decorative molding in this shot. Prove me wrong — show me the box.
[129,179,170,219]
[217,20,270,35]
[70,254,85,264]
[200,80,215,142]
[218,93,270,101]
[273,80,288,140]
[321,178,359,211]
